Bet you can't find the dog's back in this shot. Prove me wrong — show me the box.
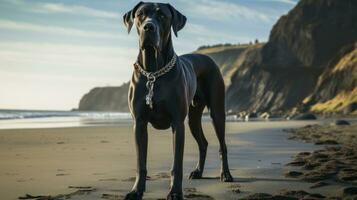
[180,53,225,110]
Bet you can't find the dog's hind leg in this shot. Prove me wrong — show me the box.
[208,76,234,182]
[188,101,208,179]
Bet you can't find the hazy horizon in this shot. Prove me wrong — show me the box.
[0,0,297,111]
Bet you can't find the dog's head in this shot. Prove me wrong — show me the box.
[123,2,186,51]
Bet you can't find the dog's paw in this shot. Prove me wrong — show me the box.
[166,192,183,200]
[220,171,233,182]
[124,191,143,200]
[189,169,203,179]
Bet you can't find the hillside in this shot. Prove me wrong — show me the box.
[78,83,129,112]
[195,43,263,88]
[78,0,357,115]
[307,43,357,114]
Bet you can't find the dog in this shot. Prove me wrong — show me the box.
[123,2,233,200]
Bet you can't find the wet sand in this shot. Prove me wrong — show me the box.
[0,120,344,199]
[281,123,357,199]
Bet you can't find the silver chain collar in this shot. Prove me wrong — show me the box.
[134,54,177,109]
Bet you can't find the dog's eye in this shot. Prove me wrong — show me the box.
[159,14,165,19]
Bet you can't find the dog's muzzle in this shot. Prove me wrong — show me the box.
[140,20,160,50]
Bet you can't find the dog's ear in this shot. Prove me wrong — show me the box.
[123,1,144,34]
[167,4,187,37]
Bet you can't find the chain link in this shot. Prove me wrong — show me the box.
[133,54,177,109]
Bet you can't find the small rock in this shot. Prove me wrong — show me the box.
[315,140,338,145]
[260,112,270,119]
[248,112,258,118]
[293,113,317,120]
[285,171,303,178]
[332,120,350,126]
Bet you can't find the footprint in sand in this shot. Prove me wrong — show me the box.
[121,176,152,182]
[183,188,215,200]
[99,178,119,181]
[102,193,124,200]
[228,183,242,194]
[154,172,171,179]
[56,173,70,176]
[121,176,137,182]
[122,172,171,182]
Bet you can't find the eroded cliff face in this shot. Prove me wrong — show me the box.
[194,44,262,88]
[226,0,357,114]
[78,0,357,114]
[262,0,357,69]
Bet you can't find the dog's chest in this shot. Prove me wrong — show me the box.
[130,79,175,129]
[147,107,171,130]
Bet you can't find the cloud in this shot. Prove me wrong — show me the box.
[2,0,120,19]
[32,3,120,19]
[184,23,252,42]
[264,0,297,5]
[179,0,272,23]
[0,41,137,74]
[0,19,121,39]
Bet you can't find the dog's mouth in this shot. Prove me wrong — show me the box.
[141,42,159,51]
[140,32,160,51]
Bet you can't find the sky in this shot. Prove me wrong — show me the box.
[0,0,297,110]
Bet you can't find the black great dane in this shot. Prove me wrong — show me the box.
[123,2,233,200]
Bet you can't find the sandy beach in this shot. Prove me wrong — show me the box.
[1,120,342,200]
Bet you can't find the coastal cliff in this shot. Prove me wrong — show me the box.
[78,83,129,112]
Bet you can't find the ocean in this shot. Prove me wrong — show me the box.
[0,109,132,129]
[0,109,285,130]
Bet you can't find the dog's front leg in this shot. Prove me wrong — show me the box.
[125,120,148,200]
[167,121,185,200]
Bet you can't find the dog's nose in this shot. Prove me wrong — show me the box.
[143,22,156,32]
